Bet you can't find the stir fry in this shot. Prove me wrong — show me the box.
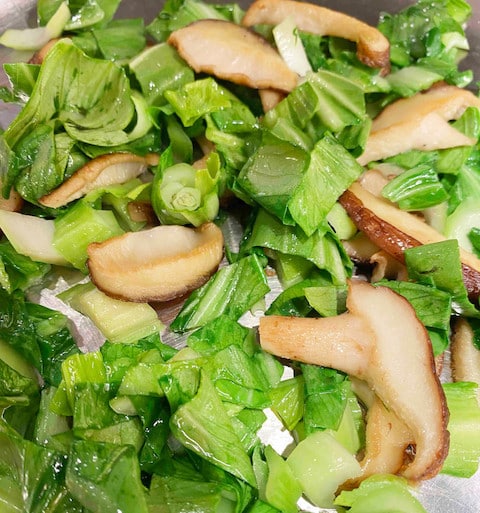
[0,0,479,512]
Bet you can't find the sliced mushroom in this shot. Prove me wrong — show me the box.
[126,201,156,225]
[451,317,480,403]
[242,0,390,72]
[357,395,414,481]
[372,84,480,131]
[370,250,408,283]
[39,153,158,209]
[29,37,60,64]
[167,19,298,93]
[339,182,480,302]
[0,180,23,212]
[259,88,287,112]
[259,279,449,481]
[342,232,380,264]
[358,85,480,165]
[87,222,224,303]
[359,168,391,197]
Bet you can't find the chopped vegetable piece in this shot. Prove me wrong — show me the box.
[168,19,298,92]
[0,210,69,265]
[358,85,480,165]
[242,0,390,71]
[40,153,158,208]
[87,222,224,302]
[0,2,70,51]
[286,430,361,508]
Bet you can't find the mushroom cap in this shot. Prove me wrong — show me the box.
[167,19,298,92]
[358,85,480,165]
[39,153,158,209]
[87,222,224,303]
[242,0,390,71]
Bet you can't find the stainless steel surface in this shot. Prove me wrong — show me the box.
[1,1,480,511]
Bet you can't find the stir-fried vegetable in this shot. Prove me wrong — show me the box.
[1,0,480,512]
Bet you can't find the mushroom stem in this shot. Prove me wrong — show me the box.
[259,313,372,377]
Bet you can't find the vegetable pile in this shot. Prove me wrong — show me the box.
[1,0,480,512]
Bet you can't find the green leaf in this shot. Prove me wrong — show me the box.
[0,289,41,370]
[301,364,349,434]
[288,134,364,236]
[4,40,134,150]
[242,208,352,285]
[0,240,50,293]
[87,18,146,60]
[264,69,366,137]
[66,440,149,513]
[0,421,84,513]
[165,78,236,127]
[2,63,40,104]
[129,43,194,107]
[170,371,257,486]
[171,254,270,333]
[187,315,255,356]
[53,200,124,271]
[264,445,302,513]
[382,163,449,211]
[236,134,309,225]
[269,376,304,431]
[404,239,480,317]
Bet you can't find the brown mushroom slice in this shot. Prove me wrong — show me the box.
[372,84,480,131]
[339,182,480,302]
[370,250,408,283]
[259,88,287,113]
[0,179,23,213]
[39,153,158,209]
[358,85,480,166]
[358,396,414,480]
[167,19,298,93]
[87,222,224,303]
[451,317,480,403]
[358,168,390,197]
[346,377,413,482]
[127,201,156,225]
[358,112,476,166]
[29,37,60,64]
[242,0,390,71]
[259,279,449,481]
